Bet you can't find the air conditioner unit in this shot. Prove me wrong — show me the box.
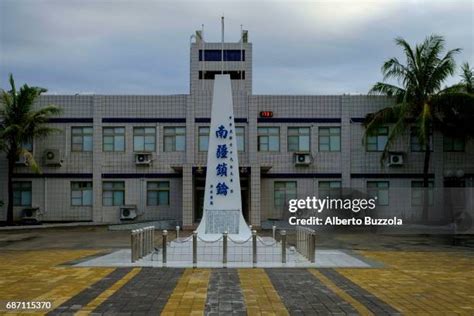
[388,153,404,166]
[135,153,152,165]
[120,206,137,220]
[21,207,42,224]
[43,149,63,166]
[294,152,312,166]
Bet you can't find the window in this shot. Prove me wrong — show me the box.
[366,127,388,152]
[367,181,389,206]
[103,127,125,152]
[319,181,342,199]
[443,136,465,152]
[198,127,210,152]
[319,127,341,152]
[102,181,125,206]
[21,140,33,152]
[274,181,297,214]
[71,182,93,206]
[147,182,170,206]
[71,127,93,152]
[133,127,156,152]
[199,49,245,61]
[410,127,432,152]
[236,127,245,152]
[16,140,33,163]
[164,127,185,152]
[288,127,310,152]
[411,181,434,206]
[258,127,280,152]
[13,181,32,206]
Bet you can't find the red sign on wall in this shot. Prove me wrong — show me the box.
[259,111,273,118]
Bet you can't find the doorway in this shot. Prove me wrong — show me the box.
[194,176,249,223]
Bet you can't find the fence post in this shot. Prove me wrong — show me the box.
[138,229,144,259]
[152,227,155,251]
[252,230,257,267]
[148,228,151,253]
[143,228,147,257]
[272,225,276,240]
[223,231,228,266]
[310,232,316,263]
[131,230,135,263]
[149,227,153,253]
[297,227,301,253]
[193,231,197,268]
[176,225,180,239]
[281,230,287,264]
[162,230,168,266]
[142,229,146,257]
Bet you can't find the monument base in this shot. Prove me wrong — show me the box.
[196,209,251,241]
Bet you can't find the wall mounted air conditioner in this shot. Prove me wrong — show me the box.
[43,149,63,166]
[21,207,42,224]
[135,153,152,166]
[120,206,137,220]
[294,152,312,166]
[388,153,404,166]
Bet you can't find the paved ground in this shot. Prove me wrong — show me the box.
[0,227,473,315]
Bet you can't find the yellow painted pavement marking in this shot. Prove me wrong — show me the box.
[74,268,141,315]
[338,251,474,315]
[161,268,211,316]
[0,250,114,313]
[309,269,373,316]
[238,269,288,316]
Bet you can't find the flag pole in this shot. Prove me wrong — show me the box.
[240,24,243,85]
[202,24,205,89]
[221,16,224,74]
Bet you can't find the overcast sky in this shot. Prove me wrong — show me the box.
[1,0,473,95]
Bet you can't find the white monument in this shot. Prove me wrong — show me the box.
[196,75,251,241]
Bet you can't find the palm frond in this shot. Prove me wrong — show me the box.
[363,103,409,138]
[1,74,61,175]
[369,82,406,98]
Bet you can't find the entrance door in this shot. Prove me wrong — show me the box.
[193,176,250,223]
[194,177,205,223]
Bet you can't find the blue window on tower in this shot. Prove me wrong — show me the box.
[199,50,245,61]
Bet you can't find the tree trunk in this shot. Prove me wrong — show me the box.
[422,146,431,222]
[6,155,15,225]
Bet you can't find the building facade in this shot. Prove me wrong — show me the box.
[1,30,473,228]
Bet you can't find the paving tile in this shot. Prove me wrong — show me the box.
[337,251,474,315]
[47,268,133,315]
[161,269,211,314]
[91,268,184,315]
[204,269,246,315]
[238,268,289,315]
[266,268,359,315]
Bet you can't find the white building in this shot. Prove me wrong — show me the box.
[1,29,473,228]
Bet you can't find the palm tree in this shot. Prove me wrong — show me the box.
[0,74,61,225]
[440,62,473,94]
[460,62,473,94]
[364,35,461,221]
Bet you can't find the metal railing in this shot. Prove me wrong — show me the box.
[295,226,316,263]
[160,229,289,266]
[131,226,155,262]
